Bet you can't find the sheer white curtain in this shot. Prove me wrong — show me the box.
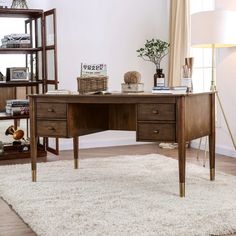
[168,0,190,86]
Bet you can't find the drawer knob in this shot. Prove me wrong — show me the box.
[152,110,159,114]
[153,130,159,134]
[47,108,55,112]
[48,127,56,131]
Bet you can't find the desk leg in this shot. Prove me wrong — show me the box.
[31,135,37,182]
[177,96,186,197]
[209,134,215,180]
[73,137,79,169]
[178,141,186,197]
[30,97,37,182]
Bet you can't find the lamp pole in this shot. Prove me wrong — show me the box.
[211,44,236,150]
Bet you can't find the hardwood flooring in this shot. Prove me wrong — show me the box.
[0,143,236,236]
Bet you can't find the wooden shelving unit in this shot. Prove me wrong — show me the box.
[0,8,58,160]
[0,48,41,54]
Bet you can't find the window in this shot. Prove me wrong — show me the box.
[190,0,215,92]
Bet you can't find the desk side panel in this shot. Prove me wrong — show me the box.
[185,94,212,141]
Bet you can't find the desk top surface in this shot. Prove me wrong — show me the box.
[30,91,214,98]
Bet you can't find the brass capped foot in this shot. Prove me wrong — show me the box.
[179,183,185,197]
[74,159,79,169]
[210,168,215,181]
[32,170,36,182]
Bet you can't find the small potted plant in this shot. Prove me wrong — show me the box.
[137,38,170,87]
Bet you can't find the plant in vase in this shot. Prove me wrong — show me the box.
[137,38,170,87]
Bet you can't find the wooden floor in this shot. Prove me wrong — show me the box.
[0,143,236,236]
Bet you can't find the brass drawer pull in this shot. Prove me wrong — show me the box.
[153,130,159,134]
[152,110,159,114]
[47,108,55,112]
[48,127,56,131]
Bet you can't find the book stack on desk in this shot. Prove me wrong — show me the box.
[5,99,29,116]
[152,86,187,94]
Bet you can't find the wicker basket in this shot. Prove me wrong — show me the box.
[77,76,108,94]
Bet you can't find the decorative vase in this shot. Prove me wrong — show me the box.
[154,69,165,87]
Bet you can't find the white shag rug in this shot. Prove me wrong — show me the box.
[0,154,236,236]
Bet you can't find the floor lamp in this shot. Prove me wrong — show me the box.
[191,10,236,154]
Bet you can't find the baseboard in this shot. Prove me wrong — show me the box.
[191,139,236,158]
[55,135,236,158]
[57,132,151,150]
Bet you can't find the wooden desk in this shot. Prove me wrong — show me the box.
[29,92,215,197]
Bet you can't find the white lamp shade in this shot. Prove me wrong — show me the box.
[191,10,236,48]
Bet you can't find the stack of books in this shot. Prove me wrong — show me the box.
[152,86,187,94]
[5,99,29,116]
[1,34,31,48]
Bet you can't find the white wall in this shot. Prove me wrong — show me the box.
[27,0,49,9]
[45,0,169,92]
[214,0,236,157]
[28,0,170,150]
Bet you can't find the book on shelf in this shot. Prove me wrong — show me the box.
[5,106,29,116]
[170,86,187,91]
[46,89,72,95]
[152,86,187,94]
[6,99,29,106]
[5,99,29,116]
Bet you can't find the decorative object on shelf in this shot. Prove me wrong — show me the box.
[1,33,30,48]
[0,141,4,155]
[5,125,24,141]
[121,71,144,93]
[11,0,28,9]
[137,38,170,87]
[77,63,108,94]
[181,57,194,93]
[0,71,4,81]
[4,126,29,152]
[124,71,141,84]
[154,69,165,87]
[0,0,8,8]
[6,67,29,81]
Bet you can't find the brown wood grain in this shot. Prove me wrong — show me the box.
[185,94,211,141]
[109,104,136,131]
[137,103,176,121]
[36,103,67,119]
[30,92,215,197]
[137,122,175,142]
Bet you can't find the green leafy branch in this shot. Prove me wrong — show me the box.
[137,39,170,69]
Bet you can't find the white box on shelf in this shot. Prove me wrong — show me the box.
[121,83,144,93]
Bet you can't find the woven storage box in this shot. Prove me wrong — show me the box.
[77,76,108,94]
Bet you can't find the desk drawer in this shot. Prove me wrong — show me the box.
[137,104,175,121]
[37,103,67,119]
[137,123,176,141]
[36,120,67,137]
